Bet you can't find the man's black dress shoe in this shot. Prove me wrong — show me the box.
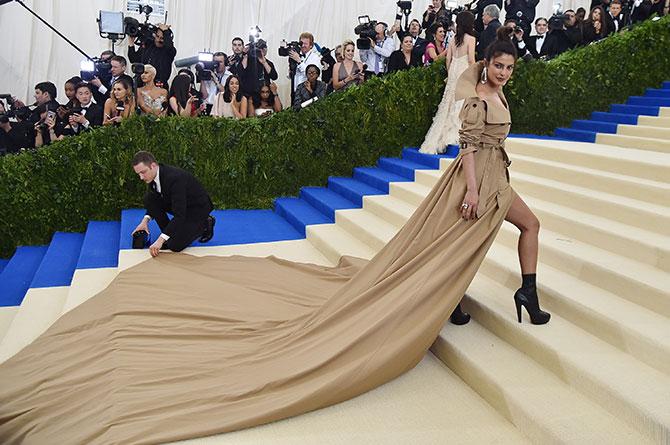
[200,215,216,243]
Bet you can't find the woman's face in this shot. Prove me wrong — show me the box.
[113,83,127,100]
[432,0,442,9]
[486,54,515,88]
[436,26,446,42]
[259,86,271,100]
[306,68,319,83]
[592,8,601,20]
[402,36,414,52]
[344,44,355,61]
[141,69,155,83]
[64,82,76,100]
[229,77,239,93]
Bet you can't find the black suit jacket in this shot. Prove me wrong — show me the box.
[151,164,213,238]
[476,19,502,60]
[386,50,423,73]
[525,34,549,59]
[396,30,429,59]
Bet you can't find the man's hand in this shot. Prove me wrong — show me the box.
[157,23,171,32]
[149,237,165,257]
[91,77,103,88]
[288,49,301,63]
[514,27,524,41]
[12,97,25,108]
[132,220,150,236]
[72,113,89,125]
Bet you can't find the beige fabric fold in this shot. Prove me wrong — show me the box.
[0,73,515,442]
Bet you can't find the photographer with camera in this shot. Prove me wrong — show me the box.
[228,37,246,78]
[240,40,279,98]
[422,0,451,42]
[128,23,176,88]
[359,22,394,77]
[103,78,137,126]
[33,104,64,148]
[29,82,60,125]
[0,99,32,154]
[288,32,322,95]
[199,52,232,114]
[504,0,540,36]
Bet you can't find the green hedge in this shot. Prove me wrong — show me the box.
[1,16,669,258]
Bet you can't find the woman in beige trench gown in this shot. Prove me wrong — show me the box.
[0,27,549,445]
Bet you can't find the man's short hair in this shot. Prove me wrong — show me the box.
[132,151,157,167]
[535,17,548,25]
[483,4,500,19]
[35,81,57,100]
[610,0,622,5]
[213,51,227,58]
[232,37,244,45]
[410,19,421,29]
[111,55,127,66]
[299,32,314,44]
[100,50,115,60]
[75,82,93,94]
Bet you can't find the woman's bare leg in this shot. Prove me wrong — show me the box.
[504,194,540,274]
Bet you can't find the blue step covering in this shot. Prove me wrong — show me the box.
[401,147,458,169]
[610,104,660,116]
[300,187,357,220]
[377,157,430,180]
[274,197,331,236]
[0,259,8,275]
[31,232,85,289]
[119,209,161,250]
[626,96,670,107]
[76,221,121,269]
[554,128,597,143]
[201,209,302,245]
[328,176,385,207]
[645,88,670,98]
[570,119,618,134]
[590,111,639,125]
[663,81,670,89]
[0,246,48,307]
[353,167,410,193]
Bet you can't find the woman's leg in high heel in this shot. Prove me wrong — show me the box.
[504,195,540,274]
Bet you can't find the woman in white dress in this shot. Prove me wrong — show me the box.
[420,11,477,154]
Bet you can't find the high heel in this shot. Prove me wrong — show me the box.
[449,303,471,325]
[513,288,550,325]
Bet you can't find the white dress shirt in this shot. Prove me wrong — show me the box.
[359,37,395,74]
[293,48,322,91]
[143,167,171,241]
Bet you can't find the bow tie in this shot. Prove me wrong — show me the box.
[537,35,544,40]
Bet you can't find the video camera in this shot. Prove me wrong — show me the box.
[194,53,222,82]
[0,94,30,124]
[79,57,112,82]
[354,16,378,50]
[124,4,157,47]
[278,40,301,57]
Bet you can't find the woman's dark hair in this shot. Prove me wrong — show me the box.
[65,76,82,87]
[455,11,476,47]
[252,85,275,108]
[223,75,243,103]
[428,0,446,10]
[306,64,321,77]
[586,6,608,35]
[169,74,192,109]
[484,26,518,61]
[429,22,446,44]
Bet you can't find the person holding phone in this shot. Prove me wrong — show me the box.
[211,75,247,119]
[34,105,64,148]
[332,40,365,91]
[103,78,136,126]
[65,83,104,135]
[168,74,205,117]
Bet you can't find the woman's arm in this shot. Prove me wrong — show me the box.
[137,89,152,114]
[467,37,476,65]
[103,99,115,126]
[446,40,453,70]
[332,62,348,90]
[247,100,256,117]
[425,42,437,62]
[457,97,487,219]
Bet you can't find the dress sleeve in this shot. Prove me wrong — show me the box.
[458,98,486,155]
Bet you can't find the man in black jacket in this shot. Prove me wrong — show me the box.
[132,151,215,257]
[128,24,177,88]
[476,5,502,60]
[390,19,429,60]
[504,0,540,35]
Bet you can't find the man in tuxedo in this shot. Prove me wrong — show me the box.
[606,0,627,33]
[29,82,59,124]
[91,55,134,104]
[132,151,216,257]
[391,19,429,60]
[64,83,103,135]
[525,17,549,59]
[476,5,502,60]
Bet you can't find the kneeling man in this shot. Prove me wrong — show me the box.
[132,151,215,257]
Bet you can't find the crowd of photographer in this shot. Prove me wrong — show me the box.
[2,0,667,155]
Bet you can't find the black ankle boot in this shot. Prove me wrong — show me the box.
[514,274,550,325]
[450,303,471,325]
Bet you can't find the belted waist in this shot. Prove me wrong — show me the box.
[476,137,511,168]
[474,138,511,218]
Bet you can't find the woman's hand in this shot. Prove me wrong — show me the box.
[461,189,479,220]
[269,82,278,95]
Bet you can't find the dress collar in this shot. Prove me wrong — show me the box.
[455,61,511,124]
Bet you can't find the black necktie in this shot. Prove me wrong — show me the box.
[150,181,158,193]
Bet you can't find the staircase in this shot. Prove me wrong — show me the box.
[1,83,669,444]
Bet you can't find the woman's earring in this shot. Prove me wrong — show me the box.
[480,66,488,84]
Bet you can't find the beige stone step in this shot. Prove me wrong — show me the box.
[61,268,119,314]
[306,223,376,264]
[618,124,670,140]
[522,195,669,272]
[496,224,670,317]
[389,181,432,207]
[660,107,670,118]
[595,133,670,153]
[363,194,416,228]
[480,241,670,375]
[506,139,670,182]
[414,168,443,188]
[511,171,670,235]
[0,307,19,345]
[432,320,652,445]
[638,115,670,128]
[335,209,400,252]
[168,354,530,445]
[461,274,670,443]
[0,287,68,364]
[509,153,670,206]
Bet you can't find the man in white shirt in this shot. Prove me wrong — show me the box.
[523,17,548,59]
[199,52,232,114]
[289,32,322,94]
[359,23,395,76]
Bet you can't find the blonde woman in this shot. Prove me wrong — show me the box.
[332,40,364,91]
[137,64,167,116]
[103,78,136,125]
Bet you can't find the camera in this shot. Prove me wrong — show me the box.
[80,58,112,82]
[195,61,220,82]
[131,63,145,75]
[354,16,378,50]
[278,40,301,57]
[124,17,157,46]
[397,1,413,11]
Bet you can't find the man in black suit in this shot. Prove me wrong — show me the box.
[91,55,135,104]
[132,151,216,257]
[391,19,429,60]
[63,83,103,135]
[605,0,627,33]
[504,0,540,35]
[29,81,60,124]
[525,17,549,59]
[476,4,502,60]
